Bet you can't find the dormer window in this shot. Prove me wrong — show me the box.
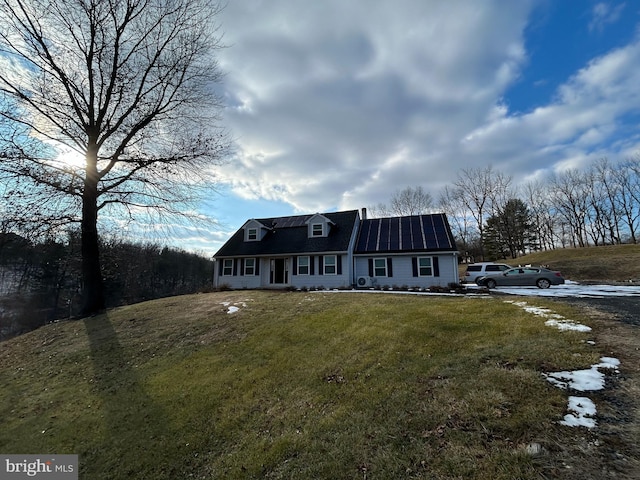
[247,228,258,241]
[306,213,334,238]
[311,223,323,237]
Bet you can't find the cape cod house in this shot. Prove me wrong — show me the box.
[213,209,459,289]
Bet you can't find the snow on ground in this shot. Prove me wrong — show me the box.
[543,358,621,429]
[220,301,248,314]
[561,397,597,428]
[545,357,621,392]
[466,280,640,298]
[506,299,621,429]
[503,300,592,332]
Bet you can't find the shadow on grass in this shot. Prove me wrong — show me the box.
[83,314,186,479]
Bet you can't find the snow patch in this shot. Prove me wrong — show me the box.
[504,300,620,429]
[560,397,597,428]
[504,300,591,332]
[220,301,247,314]
[545,357,620,429]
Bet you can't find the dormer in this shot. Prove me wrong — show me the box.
[242,219,270,242]
[305,213,334,238]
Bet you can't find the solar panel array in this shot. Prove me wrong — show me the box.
[261,215,311,229]
[355,213,456,253]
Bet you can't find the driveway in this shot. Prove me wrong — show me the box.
[467,280,640,298]
[467,281,640,327]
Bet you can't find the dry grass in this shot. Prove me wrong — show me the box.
[464,244,640,283]
[0,290,635,479]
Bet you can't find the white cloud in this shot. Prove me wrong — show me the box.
[461,35,640,176]
[213,0,640,217]
[589,2,626,33]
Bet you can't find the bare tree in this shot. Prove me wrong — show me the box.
[614,157,640,243]
[451,166,511,259]
[438,184,477,261]
[522,179,557,250]
[368,186,433,218]
[549,169,590,247]
[0,0,228,315]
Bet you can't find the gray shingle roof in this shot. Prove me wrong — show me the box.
[214,210,359,257]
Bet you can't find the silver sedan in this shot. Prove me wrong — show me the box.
[476,267,565,289]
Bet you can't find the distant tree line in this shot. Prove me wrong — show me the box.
[372,156,640,262]
[440,158,640,261]
[0,232,213,340]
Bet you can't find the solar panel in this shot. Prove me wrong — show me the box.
[370,219,379,251]
[433,214,455,249]
[379,218,391,251]
[401,217,413,250]
[269,215,310,228]
[421,215,433,249]
[389,217,400,250]
[357,220,371,251]
[355,214,456,253]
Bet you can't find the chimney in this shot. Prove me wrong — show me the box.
[361,207,367,220]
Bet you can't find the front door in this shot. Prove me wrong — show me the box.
[270,258,288,285]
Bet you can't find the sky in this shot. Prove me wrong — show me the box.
[183,0,640,254]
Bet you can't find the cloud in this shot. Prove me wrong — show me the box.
[213,0,640,216]
[463,34,640,177]
[589,2,626,33]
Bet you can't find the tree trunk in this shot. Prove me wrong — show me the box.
[80,144,105,316]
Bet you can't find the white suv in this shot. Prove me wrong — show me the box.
[464,262,512,283]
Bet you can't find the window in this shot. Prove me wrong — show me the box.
[222,259,233,276]
[486,264,509,272]
[374,258,387,277]
[247,228,258,241]
[244,258,256,275]
[418,257,433,276]
[324,255,336,275]
[298,256,310,275]
[312,223,323,236]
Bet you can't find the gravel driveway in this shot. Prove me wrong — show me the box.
[468,281,640,328]
[558,296,640,327]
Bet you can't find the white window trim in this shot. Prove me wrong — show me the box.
[324,255,337,275]
[222,259,233,276]
[373,258,387,277]
[311,223,324,237]
[247,228,258,241]
[244,258,256,276]
[418,257,433,277]
[298,256,310,275]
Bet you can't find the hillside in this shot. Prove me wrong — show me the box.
[1,290,639,478]
[496,244,640,283]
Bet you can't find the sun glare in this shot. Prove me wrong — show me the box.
[54,150,85,170]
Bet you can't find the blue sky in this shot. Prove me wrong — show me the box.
[181,0,640,255]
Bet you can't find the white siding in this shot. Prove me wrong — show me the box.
[290,254,351,289]
[215,255,353,289]
[354,254,459,288]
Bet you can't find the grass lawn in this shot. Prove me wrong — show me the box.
[0,290,614,479]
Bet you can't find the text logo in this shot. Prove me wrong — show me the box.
[1,455,77,479]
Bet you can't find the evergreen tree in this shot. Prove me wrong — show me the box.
[483,199,536,259]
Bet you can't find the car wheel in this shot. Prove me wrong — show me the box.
[486,279,497,289]
[536,278,551,289]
